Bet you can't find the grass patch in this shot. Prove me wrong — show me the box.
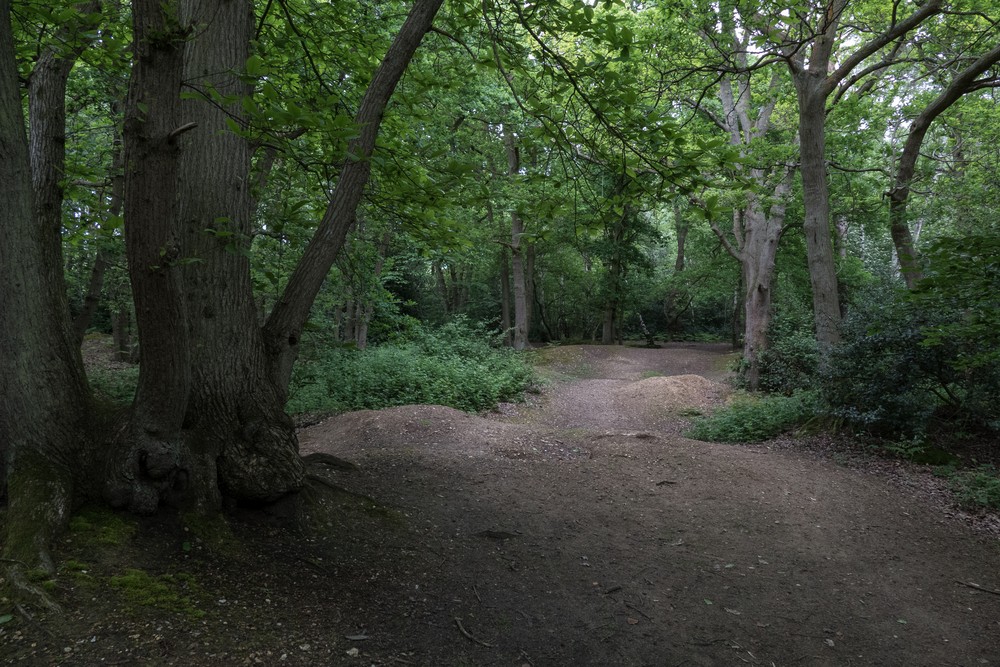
[87,365,139,405]
[686,391,820,443]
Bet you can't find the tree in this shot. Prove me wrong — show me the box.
[780,0,944,346]
[2,0,445,600]
[888,41,1000,288]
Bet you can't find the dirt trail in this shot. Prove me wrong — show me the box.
[6,343,999,666]
[295,343,1000,667]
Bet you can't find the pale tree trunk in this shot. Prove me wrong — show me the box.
[700,14,795,388]
[263,0,444,393]
[176,0,302,510]
[0,0,94,591]
[355,232,389,349]
[834,215,849,260]
[888,41,1000,289]
[108,0,192,514]
[433,260,449,314]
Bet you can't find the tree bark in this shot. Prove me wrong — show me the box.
[794,75,843,348]
[0,0,93,585]
[110,0,192,513]
[176,0,302,509]
[785,0,943,346]
[503,124,529,350]
[263,0,444,394]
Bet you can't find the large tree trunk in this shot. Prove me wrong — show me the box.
[176,0,302,510]
[794,80,842,348]
[108,0,193,514]
[740,195,786,391]
[263,0,444,394]
[0,0,94,587]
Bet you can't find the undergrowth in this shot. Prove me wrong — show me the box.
[287,319,535,415]
[686,390,820,443]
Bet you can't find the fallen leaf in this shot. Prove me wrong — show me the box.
[626,617,639,625]
[825,639,835,648]
[725,608,742,615]
[345,634,369,641]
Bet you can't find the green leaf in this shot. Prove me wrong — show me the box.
[0,614,13,624]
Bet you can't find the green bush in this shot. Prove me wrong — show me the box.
[734,312,820,394]
[686,390,820,443]
[287,318,536,415]
[823,288,1000,439]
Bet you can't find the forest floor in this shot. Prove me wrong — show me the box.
[4,343,1000,666]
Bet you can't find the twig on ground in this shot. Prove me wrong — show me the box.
[625,602,652,620]
[454,617,495,647]
[473,585,482,604]
[956,580,1000,596]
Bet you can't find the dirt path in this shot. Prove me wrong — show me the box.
[6,343,999,666]
[295,343,1000,666]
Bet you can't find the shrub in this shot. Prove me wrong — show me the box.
[286,318,535,415]
[686,390,820,443]
[733,312,820,395]
[822,288,1000,439]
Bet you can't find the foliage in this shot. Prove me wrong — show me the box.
[734,311,819,394]
[686,390,820,443]
[287,319,536,415]
[940,465,1000,511]
[87,365,140,405]
[910,236,1000,371]
[823,288,1000,438]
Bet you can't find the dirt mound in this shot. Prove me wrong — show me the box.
[612,373,728,412]
[298,404,515,460]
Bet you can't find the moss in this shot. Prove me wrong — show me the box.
[68,505,137,547]
[180,511,241,557]
[109,569,205,619]
[3,458,74,574]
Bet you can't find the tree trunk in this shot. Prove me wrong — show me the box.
[795,80,842,348]
[176,0,302,510]
[503,124,529,350]
[263,0,444,394]
[740,204,782,391]
[500,252,512,344]
[109,0,192,514]
[0,0,94,585]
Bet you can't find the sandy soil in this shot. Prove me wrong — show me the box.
[4,343,1000,666]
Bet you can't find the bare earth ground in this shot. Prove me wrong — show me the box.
[4,343,1000,666]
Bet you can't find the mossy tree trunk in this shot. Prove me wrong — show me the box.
[0,0,95,584]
